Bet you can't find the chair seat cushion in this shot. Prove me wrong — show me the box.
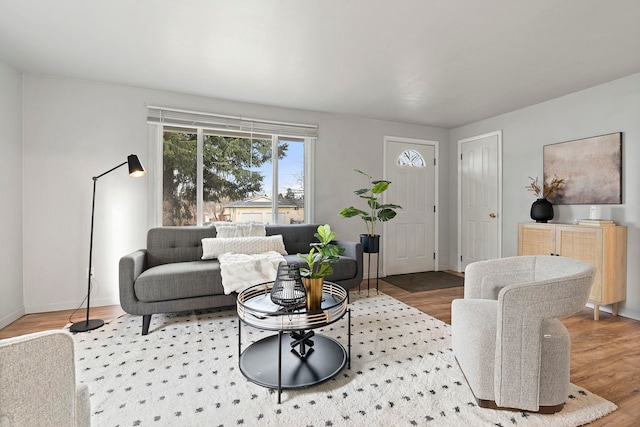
[135,261,223,302]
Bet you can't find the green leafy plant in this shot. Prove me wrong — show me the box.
[297,224,344,278]
[338,169,402,236]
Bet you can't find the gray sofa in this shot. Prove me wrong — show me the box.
[119,223,363,335]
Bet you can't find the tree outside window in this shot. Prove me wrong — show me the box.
[162,130,302,226]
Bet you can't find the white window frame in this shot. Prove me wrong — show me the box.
[147,123,315,227]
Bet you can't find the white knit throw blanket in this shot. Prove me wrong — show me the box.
[218,251,286,294]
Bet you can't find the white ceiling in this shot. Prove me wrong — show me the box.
[1,0,639,128]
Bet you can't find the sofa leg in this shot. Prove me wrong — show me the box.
[142,315,151,335]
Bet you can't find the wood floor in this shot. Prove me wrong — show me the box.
[2,277,638,426]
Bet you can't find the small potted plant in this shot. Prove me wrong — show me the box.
[338,169,402,253]
[297,224,344,310]
[526,175,565,222]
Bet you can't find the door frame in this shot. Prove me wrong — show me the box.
[383,135,439,275]
[457,130,503,272]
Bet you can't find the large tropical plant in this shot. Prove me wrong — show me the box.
[297,224,344,278]
[338,169,402,236]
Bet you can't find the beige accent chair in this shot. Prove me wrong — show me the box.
[0,330,90,426]
[451,255,595,413]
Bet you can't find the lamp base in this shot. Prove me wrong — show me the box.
[69,319,104,333]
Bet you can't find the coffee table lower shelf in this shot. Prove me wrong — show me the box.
[239,332,346,396]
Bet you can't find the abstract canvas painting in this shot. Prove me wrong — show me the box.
[544,133,622,205]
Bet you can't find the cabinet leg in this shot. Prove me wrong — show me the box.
[593,304,600,321]
[612,303,619,317]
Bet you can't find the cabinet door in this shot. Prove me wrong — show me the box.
[518,224,555,255]
[555,226,603,302]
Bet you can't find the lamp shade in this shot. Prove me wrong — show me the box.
[127,154,146,177]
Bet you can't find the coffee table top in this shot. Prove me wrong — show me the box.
[236,281,348,331]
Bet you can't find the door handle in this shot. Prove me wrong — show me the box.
[489,213,496,218]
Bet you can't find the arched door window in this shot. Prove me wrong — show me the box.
[397,149,425,167]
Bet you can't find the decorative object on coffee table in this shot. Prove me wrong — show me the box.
[297,224,343,311]
[270,262,306,309]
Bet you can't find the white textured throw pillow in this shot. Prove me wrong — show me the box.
[201,235,287,259]
[214,222,266,238]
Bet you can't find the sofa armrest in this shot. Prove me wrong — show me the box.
[119,249,147,313]
[334,239,359,260]
[334,239,363,279]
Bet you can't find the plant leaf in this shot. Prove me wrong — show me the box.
[377,209,397,221]
[339,207,368,218]
[371,181,390,194]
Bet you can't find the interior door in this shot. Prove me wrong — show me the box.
[459,131,501,271]
[384,137,437,275]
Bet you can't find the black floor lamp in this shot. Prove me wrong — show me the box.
[70,154,146,333]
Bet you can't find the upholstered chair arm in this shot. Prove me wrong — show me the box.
[464,256,537,299]
[76,383,91,426]
[494,268,595,410]
[0,330,90,426]
[118,249,147,313]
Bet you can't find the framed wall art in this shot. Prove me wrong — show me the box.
[543,132,622,205]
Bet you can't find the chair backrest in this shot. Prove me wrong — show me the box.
[464,255,595,301]
[0,330,80,426]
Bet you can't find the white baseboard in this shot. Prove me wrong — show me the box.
[25,296,120,314]
[0,306,25,330]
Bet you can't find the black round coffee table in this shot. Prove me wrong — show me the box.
[236,281,350,403]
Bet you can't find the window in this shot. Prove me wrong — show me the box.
[150,106,316,226]
[397,149,425,167]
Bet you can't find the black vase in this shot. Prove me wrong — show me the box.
[530,198,554,223]
[360,234,380,253]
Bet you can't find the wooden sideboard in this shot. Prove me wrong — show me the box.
[518,222,627,320]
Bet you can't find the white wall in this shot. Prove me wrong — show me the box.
[0,60,24,328]
[449,73,640,320]
[21,75,449,313]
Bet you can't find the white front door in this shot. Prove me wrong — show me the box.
[384,137,437,275]
[458,131,502,271]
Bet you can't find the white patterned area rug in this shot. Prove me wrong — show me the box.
[72,292,616,426]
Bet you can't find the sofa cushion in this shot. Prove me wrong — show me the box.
[213,222,266,238]
[267,224,321,255]
[201,235,287,260]
[147,227,216,268]
[134,261,223,302]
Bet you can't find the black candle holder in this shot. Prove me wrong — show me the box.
[270,262,306,309]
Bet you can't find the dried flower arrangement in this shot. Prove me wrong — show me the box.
[526,175,565,199]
